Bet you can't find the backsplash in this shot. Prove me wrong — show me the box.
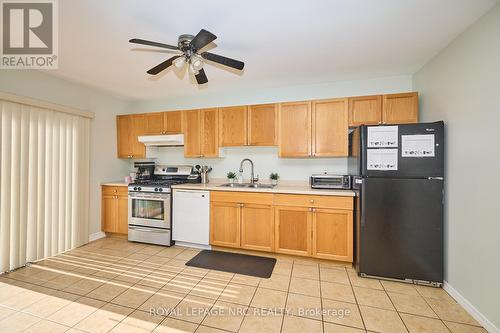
[135,146,347,181]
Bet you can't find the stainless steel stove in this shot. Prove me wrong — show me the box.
[128,165,200,246]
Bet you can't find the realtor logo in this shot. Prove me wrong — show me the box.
[1,0,58,68]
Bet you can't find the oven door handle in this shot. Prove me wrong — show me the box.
[129,226,169,233]
[129,194,169,200]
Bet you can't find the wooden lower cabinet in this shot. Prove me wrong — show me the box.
[241,204,274,252]
[274,206,311,256]
[210,191,354,262]
[102,195,116,232]
[312,208,353,262]
[210,201,241,248]
[116,195,129,234]
[101,185,128,234]
[210,192,274,252]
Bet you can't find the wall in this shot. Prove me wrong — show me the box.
[413,2,500,331]
[128,75,414,181]
[0,71,130,237]
[148,146,348,181]
[126,75,413,112]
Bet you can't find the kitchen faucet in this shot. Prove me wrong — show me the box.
[239,158,259,184]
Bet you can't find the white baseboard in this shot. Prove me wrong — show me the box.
[174,241,211,250]
[89,231,106,242]
[443,281,499,333]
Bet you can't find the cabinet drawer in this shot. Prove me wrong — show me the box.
[211,191,273,205]
[274,194,353,210]
[102,186,128,196]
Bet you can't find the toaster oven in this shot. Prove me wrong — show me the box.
[310,174,352,189]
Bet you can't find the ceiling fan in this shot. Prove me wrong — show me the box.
[129,29,244,84]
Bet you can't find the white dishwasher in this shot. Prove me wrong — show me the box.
[172,189,210,248]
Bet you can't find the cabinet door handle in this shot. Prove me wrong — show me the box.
[309,207,313,212]
[240,203,245,208]
[309,199,314,203]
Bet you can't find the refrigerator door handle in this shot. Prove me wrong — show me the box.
[361,179,366,227]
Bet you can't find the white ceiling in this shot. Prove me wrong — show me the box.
[49,0,497,100]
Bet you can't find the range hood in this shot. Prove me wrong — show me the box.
[138,134,184,147]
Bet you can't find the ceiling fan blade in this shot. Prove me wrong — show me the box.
[129,38,179,51]
[146,56,181,75]
[195,68,208,84]
[190,29,217,51]
[201,52,244,70]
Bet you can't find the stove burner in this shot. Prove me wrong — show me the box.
[131,180,181,187]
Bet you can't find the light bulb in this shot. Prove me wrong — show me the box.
[191,54,204,71]
[173,56,185,68]
[188,63,199,75]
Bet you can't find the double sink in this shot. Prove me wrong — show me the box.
[218,183,276,189]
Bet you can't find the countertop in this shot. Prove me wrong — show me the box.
[101,181,129,187]
[171,180,356,197]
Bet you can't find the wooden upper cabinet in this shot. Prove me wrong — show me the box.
[248,104,277,146]
[348,95,382,126]
[182,108,219,158]
[163,111,182,134]
[144,112,164,135]
[116,114,145,159]
[219,106,248,147]
[182,110,202,157]
[144,111,182,135]
[200,108,219,157]
[117,115,131,159]
[382,92,419,124]
[278,101,311,157]
[130,114,146,157]
[312,98,348,157]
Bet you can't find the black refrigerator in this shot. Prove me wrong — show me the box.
[348,121,444,286]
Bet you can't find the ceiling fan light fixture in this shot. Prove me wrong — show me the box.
[130,28,245,85]
[190,54,204,71]
[173,56,186,68]
[188,63,199,75]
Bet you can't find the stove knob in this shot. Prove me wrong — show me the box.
[133,187,138,191]
[159,188,163,192]
[154,188,158,192]
[138,187,142,191]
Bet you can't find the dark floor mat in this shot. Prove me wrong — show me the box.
[186,250,276,278]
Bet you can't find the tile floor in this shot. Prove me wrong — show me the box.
[0,237,486,333]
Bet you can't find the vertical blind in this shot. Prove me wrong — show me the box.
[0,98,90,273]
